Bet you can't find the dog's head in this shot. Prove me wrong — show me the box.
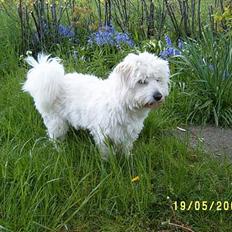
[112,52,170,110]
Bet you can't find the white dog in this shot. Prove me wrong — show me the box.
[23,52,170,157]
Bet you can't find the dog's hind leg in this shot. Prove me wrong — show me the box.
[43,114,69,140]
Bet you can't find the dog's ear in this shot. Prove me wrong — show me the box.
[114,53,138,80]
[114,62,134,78]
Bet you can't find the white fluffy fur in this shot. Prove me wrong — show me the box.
[23,52,170,157]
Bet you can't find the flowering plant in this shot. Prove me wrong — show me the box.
[88,24,134,48]
[159,35,182,59]
[58,25,75,38]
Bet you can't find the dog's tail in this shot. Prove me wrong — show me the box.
[23,53,65,113]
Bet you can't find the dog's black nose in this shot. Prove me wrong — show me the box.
[153,92,162,101]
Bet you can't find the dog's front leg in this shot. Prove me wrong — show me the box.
[121,140,134,157]
[97,143,111,160]
[92,132,111,160]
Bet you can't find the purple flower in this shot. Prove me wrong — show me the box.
[160,36,182,59]
[165,35,172,46]
[104,24,115,33]
[115,32,134,47]
[58,24,75,38]
[88,24,134,48]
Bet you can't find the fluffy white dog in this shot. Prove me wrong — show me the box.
[23,52,170,157]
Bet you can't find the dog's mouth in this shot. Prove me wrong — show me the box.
[145,100,164,109]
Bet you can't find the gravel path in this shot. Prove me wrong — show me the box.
[174,126,232,158]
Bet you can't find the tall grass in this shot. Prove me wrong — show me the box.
[0,43,232,231]
[0,10,20,75]
[171,30,232,126]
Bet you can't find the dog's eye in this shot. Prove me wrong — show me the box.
[138,80,148,85]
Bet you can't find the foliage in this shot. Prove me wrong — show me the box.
[139,35,182,61]
[15,0,73,51]
[171,30,232,126]
[213,5,232,35]
[1,0,230,53]
[140,39,164,55]
[0,0,95,52]
[94,0,167,40]
[94,0,230,40]
[0,10,20,75]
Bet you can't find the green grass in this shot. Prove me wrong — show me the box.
[1,6,232,231]
[1,48,232,232]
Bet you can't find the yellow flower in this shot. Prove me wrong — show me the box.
[214,15,223,22]
[131,176,140,183]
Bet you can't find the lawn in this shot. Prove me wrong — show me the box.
[0,1,232,231]
[1,50,232,232]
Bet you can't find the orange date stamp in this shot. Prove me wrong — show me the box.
[172,201,232,211]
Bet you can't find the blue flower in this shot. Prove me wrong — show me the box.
[58,24,75,38]
[115,32,134,47]
[104,24,115,33]
[165,35,172,46]
[88,24,134,48]
[160,35,182,59]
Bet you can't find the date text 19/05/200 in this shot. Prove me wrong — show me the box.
[173,201,232,211]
